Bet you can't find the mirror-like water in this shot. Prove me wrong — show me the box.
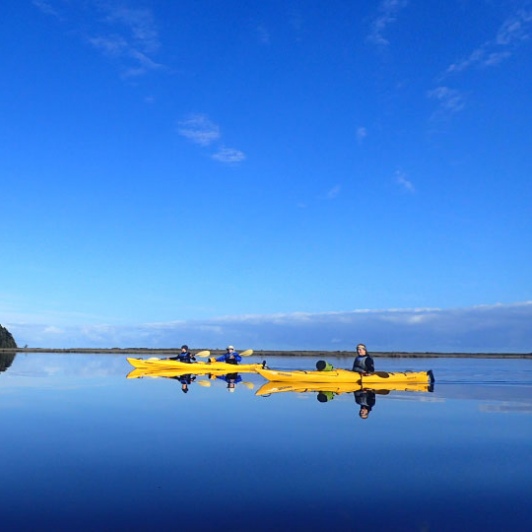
[1,353,531,531]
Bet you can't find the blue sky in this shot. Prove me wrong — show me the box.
[1,0,531,352]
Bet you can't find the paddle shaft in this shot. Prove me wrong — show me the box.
[197,349,254,358]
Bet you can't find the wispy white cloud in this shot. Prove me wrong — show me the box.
[32,0,60,18]
[326,185,341,199]
[356,126,367,143]
[89,4,162,76]
[178,114,221,146]
[211,147,246,164]
[43,326,64,334]
[6,302,532,353]
[427,85,466,118]
[395,170,415,192]
[178,114,246,164]
[428,6,531,121]
[256,25,271,45]
[446,8,532,74]
[34,1,163,77]
[102,5,160,54]
[368,0,409,46]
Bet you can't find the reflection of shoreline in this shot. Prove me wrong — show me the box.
[0,352,16,373]
[1,348,531,359]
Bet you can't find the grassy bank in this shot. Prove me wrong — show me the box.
[2,348,531,358]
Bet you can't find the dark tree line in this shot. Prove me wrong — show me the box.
[0,324,17,349]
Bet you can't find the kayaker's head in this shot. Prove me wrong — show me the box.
[356,344,367,355]
[227,345,235,352]
[181,384,189,394]
[359,406,371,419]
[181,345,189,352]
[228,382,236,392]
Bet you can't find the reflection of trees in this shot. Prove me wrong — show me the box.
[0,352,16,373]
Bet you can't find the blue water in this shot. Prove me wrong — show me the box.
[1,353,531,531]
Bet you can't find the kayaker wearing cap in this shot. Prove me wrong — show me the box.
[170,345,196,363]
[216,345,242,365]
[352,344,374,375]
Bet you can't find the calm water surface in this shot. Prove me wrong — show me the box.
[1,353,531,531]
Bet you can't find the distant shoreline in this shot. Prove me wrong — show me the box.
[2,347,531,358]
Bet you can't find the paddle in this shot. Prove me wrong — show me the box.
[197,349,254,358]
[145,350,211,362]
[204,377,253,389]
[371,371,391,378]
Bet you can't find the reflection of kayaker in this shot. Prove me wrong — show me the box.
[171,373,196,394]
[216,372,242,392]
[354,389,376,419]
[316,389,378,415]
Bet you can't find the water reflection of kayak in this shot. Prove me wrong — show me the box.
[257,367,434,385]
[126,357,265,376]
[255,380,434,397]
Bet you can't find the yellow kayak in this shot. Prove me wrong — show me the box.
[255,380,434,396]
[256,367,434,385]
[126,357,265,375]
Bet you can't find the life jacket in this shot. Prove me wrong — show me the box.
[353,355,370,372]
[177,352,193,363]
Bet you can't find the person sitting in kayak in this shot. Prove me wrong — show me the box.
[170,345,196,363]
[352,344,374,374]
[215,345,242,365]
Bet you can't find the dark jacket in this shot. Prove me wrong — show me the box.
[171,351,195,363]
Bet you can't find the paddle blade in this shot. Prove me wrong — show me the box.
[197,380,211,387]
[195,350,211,358]
[240,349,253,357]
[242,382,255,390]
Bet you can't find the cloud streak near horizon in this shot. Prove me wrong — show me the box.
[6,302,532,353]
